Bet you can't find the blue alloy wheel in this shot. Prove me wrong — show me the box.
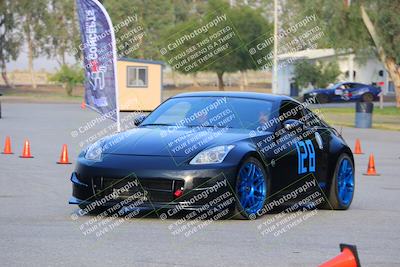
[336,157,354,206]
[237,161,267,215]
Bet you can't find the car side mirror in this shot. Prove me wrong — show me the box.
[134,115,147,126]
[283,119,304,131]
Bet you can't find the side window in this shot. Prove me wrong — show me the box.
[279,101,304,122]
[127,66,148,87]
[345,83,359,89]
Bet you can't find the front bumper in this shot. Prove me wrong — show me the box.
[69,154,238,213]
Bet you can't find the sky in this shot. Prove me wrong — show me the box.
[6,45,77,73]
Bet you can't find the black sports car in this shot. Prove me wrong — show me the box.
[69,92,355,220]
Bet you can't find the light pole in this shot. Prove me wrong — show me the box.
[272,0,279,95]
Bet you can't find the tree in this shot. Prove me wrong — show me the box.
[294,60,341,89]
[320,60,342,87]
[284,0,400,107]
[16,0,51,89]
[162,0,272,90]
[0,0,21,88]
[204,1,272,89]
[48,0,79,66]
[50,64,84,96]
[104,0,176,59]
[293,61,319,89]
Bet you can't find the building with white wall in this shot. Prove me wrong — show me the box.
[277,49,394,96]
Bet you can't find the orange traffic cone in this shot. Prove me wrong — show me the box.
[57,144,72,164]
[2,136,13,154]
[353,139,363,155]
[81,101,86,109]
[319,244,361,267]
[19,140,34,158]
[363,153,380,176]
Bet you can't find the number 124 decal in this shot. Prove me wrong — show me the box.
[295,140,316,174]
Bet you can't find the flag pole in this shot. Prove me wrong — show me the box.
[93,0,121,132]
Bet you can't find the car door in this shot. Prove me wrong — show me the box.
[331,84,345,102]
[342,83,363,101]
[289,105,327,183]
[346,83,362,100]
[277,100,331,186]
[269,100,320,192]
[302,108,331,187]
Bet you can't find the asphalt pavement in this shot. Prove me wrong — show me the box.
[0,103,399,267]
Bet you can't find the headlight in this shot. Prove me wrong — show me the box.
[84,140,104,161]
[190,145,234,165]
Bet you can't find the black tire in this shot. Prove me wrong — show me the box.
[321,154,355,210]
[362,93,374,102]
[316,94,329,104]
[233,157,271,220]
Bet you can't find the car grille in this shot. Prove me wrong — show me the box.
[92,177,184,203]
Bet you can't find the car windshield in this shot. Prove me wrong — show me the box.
[141,96,274,130]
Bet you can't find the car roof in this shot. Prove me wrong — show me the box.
[172,91,293,102]
[337,82,368,86]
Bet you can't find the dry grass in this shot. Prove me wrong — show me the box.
[314,107,400,131]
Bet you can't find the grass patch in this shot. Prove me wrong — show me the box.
[312,106,400,131]
[319,106,400,116]
[1,85,83,103]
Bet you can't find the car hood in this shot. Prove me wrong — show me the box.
[101,126,255,157]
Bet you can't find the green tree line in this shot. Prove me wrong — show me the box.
[0,0,271,92]
[1,0,400,105]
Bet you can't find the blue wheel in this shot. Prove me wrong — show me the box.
[235,157,269,219]
[324,154,355,210]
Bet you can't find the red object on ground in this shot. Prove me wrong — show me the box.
[2,136,13,154]
[353,139,363,155]
[57,144,72,164]
[20,140,34,158]
[319,244,361,267]
[363,153,380,176]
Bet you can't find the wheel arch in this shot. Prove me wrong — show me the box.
[326,144,354,192]
[233,141,271,174]
[234,146,273,190]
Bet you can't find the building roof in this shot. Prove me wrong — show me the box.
[277,48,350,61]
[118,57,165,66]
[173,91,293,102]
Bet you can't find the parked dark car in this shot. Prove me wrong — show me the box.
[303,82,381,103]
